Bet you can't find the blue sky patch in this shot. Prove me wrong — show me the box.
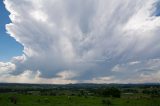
[153,1,160,16]
[0,0,23,61]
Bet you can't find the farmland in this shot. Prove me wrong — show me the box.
[0,83,160,106]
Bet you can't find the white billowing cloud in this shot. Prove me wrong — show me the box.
[84,76,118,84]
[0,62,16,75]
[0,70,77,84]
[11,54,26,63]
[31,10,48,22]
[1,0,160,83]
[56,70,78,80]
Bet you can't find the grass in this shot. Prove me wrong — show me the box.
[0,93,160,106]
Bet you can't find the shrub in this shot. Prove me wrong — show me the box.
[9,96,18,104]
[102,99,112,106]
[102,87,121,98]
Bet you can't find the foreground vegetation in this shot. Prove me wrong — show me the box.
[0,83,160,106]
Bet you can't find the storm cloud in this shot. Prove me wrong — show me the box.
[0,0,160,83]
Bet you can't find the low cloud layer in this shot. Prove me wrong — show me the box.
[1,0,160,84]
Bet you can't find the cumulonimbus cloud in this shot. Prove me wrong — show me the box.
[0,0,160,83]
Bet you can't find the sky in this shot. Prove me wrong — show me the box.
[0,0,23,62]
[0,0,160,84]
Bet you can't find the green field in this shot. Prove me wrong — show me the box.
[0,93,160,106]
[0,83,160,106]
